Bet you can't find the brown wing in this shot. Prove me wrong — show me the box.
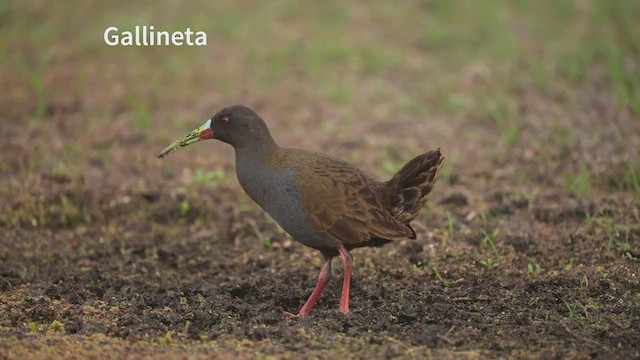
[293,153,414,246]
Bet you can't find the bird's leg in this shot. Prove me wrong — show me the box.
[284,257,332,317]
[338,245,353,315]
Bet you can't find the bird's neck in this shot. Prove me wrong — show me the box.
[234,136,281,201]
[234,134,279,165]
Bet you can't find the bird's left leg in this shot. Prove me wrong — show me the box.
[283,255,332,317]
[337,245,353,315]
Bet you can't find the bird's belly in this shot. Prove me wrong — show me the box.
[237,166,335,251]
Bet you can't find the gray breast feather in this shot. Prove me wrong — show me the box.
[236,165,334,250]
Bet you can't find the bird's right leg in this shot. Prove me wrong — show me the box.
[283,256,332,317]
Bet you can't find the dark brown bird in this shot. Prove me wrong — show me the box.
[158,105,444,317]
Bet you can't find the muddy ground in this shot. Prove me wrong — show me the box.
[1,1,639,359]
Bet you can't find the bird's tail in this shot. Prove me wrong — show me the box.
[380,148,444,224]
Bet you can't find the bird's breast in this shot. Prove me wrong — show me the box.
[235,163,335,251]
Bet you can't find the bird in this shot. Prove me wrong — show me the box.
[158,105,444,317]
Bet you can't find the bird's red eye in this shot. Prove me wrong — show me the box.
[220,117,230,124]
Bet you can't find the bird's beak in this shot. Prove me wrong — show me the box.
[157,119,215,158]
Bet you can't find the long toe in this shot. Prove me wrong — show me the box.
[282,310,307,318]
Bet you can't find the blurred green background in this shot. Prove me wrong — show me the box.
[4,0,639,117]
[2,0,638,187]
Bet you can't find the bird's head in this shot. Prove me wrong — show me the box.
[158,104,272,158]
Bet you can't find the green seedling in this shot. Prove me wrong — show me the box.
[179,200,190,217]
[563,260,574,271]
[445,212,455,246]
[481,229,501,258]
[527,262,542,278]
[480,257,499,269]
[479,228,501,268]
[566,164,591,199]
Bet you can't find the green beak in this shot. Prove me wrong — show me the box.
[158,119,214,158]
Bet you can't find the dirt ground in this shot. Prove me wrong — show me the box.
[1,1,639,359]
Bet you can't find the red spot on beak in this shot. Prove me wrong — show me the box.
[199,128,214,140]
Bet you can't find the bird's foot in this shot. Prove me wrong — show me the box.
[281,310,308,318]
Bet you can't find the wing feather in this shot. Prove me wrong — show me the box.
[294,154,414,245]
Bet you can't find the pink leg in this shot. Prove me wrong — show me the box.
[286,257,332,317]
[338,245,353,315]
